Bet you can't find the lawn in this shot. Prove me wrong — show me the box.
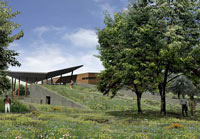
[0,84,200,139]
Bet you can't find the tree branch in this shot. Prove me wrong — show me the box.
[167,73,183,83]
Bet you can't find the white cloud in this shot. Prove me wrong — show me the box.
[78,52,103,73]
[90,2,116,19]
[100,3,115,15]
[24,45,67,72]
[62,28,98,48]
[9,26,104,74]
[33,26,50,38]
[33,26,67,39]
[8,42,24,54]
[33,26,50,33]
[9,42,20,48]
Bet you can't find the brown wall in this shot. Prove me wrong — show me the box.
[50,73,99,85]
[76,73,99,85]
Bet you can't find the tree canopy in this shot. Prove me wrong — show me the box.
[0,1,23,94]
[168,75,199,99]
[97,0,200,115]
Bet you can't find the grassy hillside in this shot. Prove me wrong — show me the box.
[0,84,200,138]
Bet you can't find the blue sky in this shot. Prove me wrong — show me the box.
[7,0,129,74]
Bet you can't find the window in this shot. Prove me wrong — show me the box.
[46,96,51,104]
[82,77,96,80]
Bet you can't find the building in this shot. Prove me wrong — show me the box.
[52,72,99,85]
[5,65,100,107]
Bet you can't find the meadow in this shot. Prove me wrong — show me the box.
[0,84,200,139]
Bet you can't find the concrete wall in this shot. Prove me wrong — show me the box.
[24,84,86,109]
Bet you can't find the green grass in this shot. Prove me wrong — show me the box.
[0,99,30,113]
[42,84,138,112]
[0,84,200,138]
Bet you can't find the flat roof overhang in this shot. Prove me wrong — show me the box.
[6,65,83,83]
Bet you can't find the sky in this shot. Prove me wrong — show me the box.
[7,0,129,75]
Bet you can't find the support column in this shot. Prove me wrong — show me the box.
[70,71,74,81]
[35,78,38,84]
[46,77,48,85]
[11,77,14,99]
[41,80,43,84]
[18,78,20,100]
[25,78,28,97]
[13,78,16,98]
[51,77,53,85]
[60,74,62,85]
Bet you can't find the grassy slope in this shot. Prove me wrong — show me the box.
[0,85,200,138]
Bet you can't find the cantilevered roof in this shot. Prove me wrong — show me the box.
[6,65,83,83]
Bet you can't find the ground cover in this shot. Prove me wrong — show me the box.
[0,99,30,113]
[0,85,200,138]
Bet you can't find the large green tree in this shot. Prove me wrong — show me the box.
[97,1,157,114]
[97,0,200,115]
[0,1,23,94]
[149,0,200,115]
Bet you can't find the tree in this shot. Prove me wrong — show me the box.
[148,0,200,115]
[97,0,200,115]
[97,0,157,114]
[0,1,23,94]
[168,75,199,99]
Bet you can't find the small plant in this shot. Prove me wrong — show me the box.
[52,107,63,111]
[167,123,184,130]
[134,133,149,139]
[32,110,40,115]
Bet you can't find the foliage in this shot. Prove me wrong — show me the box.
[97,0,200,115]
[167,123,184,130]
[150,0,200,115]
[0,1,24,95]
[0,98,30,113]
[1,84,200,138]
[97,0,159,114]
[168,75,199,98]
[15,84,30,96]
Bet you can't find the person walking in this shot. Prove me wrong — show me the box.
[189,96,197,116]
[4,95,11,113]
[180,95,188,117]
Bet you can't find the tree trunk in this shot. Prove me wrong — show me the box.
[178,91,180,99]
[160,64,169,116]
[160,94,166,115]
[159,84,165,115]
[136,92,142,114]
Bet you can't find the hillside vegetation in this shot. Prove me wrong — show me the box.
[0,84,200,138]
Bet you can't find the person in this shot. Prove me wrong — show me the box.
[188,96,197,116]
[70,80,74,89]
[4,95,11,113]
[180,95,188,117]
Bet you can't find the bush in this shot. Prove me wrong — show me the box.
[0,98,30,113]
[15,84,30,96]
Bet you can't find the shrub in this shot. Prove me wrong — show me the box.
[31,110,40,115]
[0,98,30,113]
[167,123,184,130]
[52,107,63,111]
[15,84,30,96]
